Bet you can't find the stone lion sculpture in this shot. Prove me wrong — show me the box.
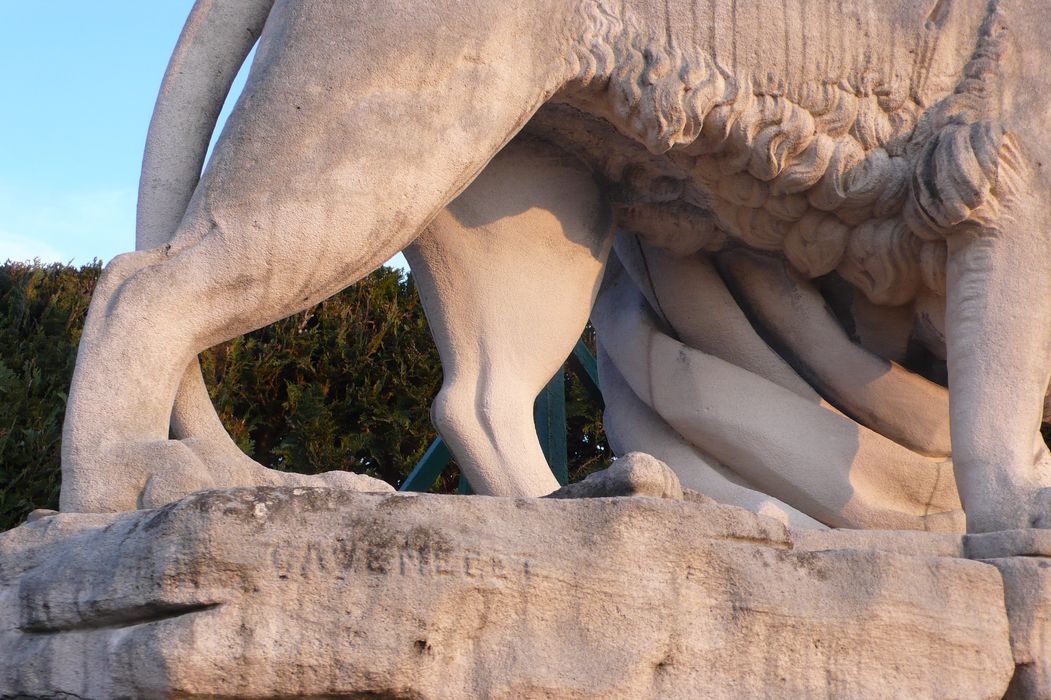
[61,0,1051,535]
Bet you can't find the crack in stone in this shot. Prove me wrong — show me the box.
[18,601,221,635]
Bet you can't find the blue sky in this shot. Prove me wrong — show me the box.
[0,3,406,269]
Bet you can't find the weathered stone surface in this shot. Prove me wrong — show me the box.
[966,528,1051,559]
[986,557,1051,699]
[793,528,965,558]
[0,487,1017,699]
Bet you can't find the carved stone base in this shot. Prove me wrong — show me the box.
[1,487,1045,699]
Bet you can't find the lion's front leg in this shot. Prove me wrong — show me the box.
[944,220,1051,533]
[935,136,1051,533]
[59,0,577,513]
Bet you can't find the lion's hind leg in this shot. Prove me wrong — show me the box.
[60,0,573,512]
[406,137,613,497]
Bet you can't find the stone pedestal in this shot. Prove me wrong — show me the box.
[1,487,1046,699]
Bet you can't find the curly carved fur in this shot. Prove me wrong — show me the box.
[563,0,1023,307]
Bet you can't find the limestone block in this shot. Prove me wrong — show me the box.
[985,557,1051,699]
[793,527,965,558]
[0,487,1015,699]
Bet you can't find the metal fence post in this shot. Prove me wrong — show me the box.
[533,369,568,485]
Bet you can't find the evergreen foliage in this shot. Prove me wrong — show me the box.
[0,261,610,530]
[0,262,99,531]
[199,267,446,484]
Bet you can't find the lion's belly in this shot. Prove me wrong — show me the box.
[543,0,1009,307]
[531,95,948,309]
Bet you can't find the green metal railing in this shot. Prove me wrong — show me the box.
[399,338,601,493]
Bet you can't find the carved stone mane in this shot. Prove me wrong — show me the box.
[555,0,1023,307]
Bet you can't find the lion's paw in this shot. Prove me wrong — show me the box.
[544,452,683,500]
[316,469,395,493]
[274,469,394,493]
[180,437,394,494]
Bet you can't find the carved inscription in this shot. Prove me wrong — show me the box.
[268,528,527,581]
